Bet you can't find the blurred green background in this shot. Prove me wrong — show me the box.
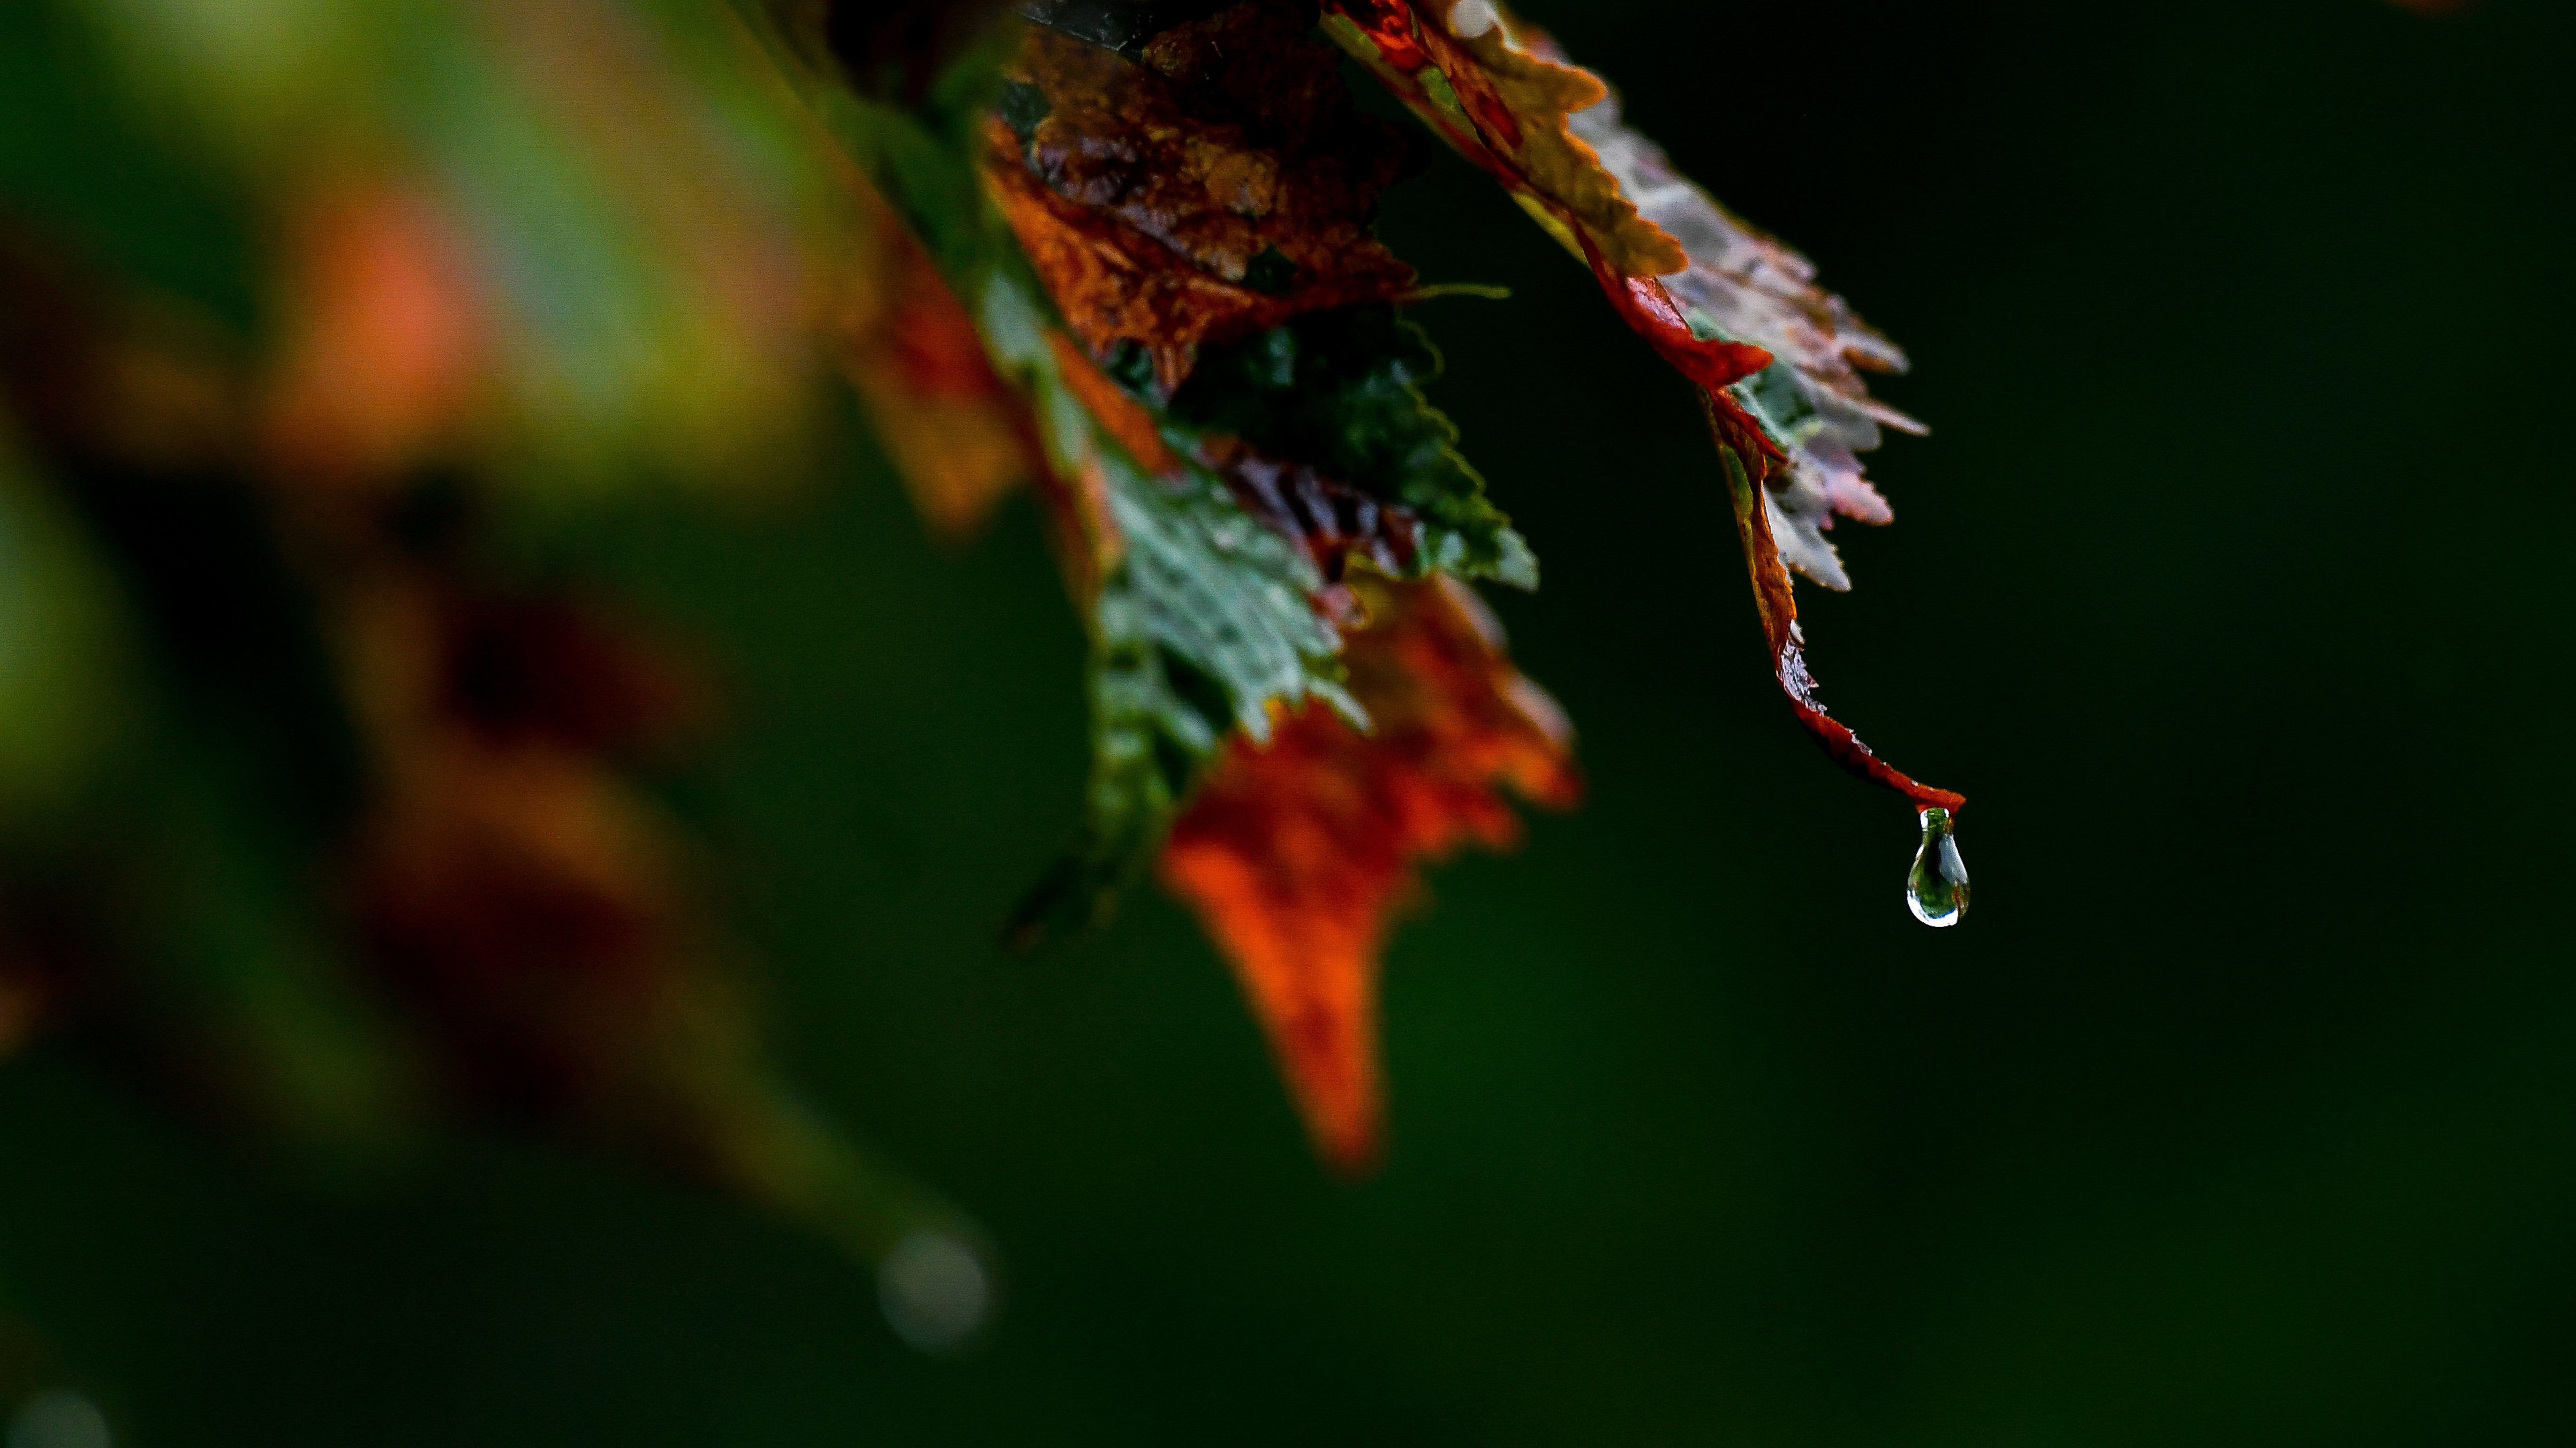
[3,0,2573,1443]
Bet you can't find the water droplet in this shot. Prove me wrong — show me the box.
[877,1229,992,1354]
[1906,807,1970,928]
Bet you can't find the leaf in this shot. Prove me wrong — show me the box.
[992,8,1419,390]
[835,181,1038,537]
[945,9,1536,945]
[1171,305,1537,588]
[1709,412,1963,815]
[1315,0,1767,396]
[1195,433,1424,586]
[953,256,1358,951]
[765,2,1953,1170]
[347,583,968,1261]
[1004,396,1361,944]
[0,215,970,1269]
[767,8,1548,954]
[1323,0,1684,277]
[260,179,491,483]
[1559,77,1927,592]
[1323,0,1963,815]
[0,242,426,1160]
[1160,572,1577,1171]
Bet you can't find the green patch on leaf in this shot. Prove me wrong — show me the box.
[1170,306,1536,589]
[1009,448,1357,946]
[979,274,1360,947]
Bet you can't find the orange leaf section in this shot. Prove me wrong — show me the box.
[1323,2,1764,388]
[1160,575,1578,1172]
[991,9,1418,390]
[834,187,1036,537]
[1435,13,1688,278]
[1705,399,1963,815]
[1046,332,1181,479]
[1327,0,1963,818]
[1322,0,1682,277]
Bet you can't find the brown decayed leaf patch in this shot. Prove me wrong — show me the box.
[994,7,1418,390]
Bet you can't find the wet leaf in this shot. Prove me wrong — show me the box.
[1173,305,1536,588]
[1558,77,1927,593]
[994,8,1418,389]
[1004,403,1359,944]
[1321,0,1683,277]
[1709,414,1962,815]
[1323,0,1961,814]
[810,9,1554,953]
[1160,573,1576,1171]
[1196,433,1422,585]
[748,0,1965,1174]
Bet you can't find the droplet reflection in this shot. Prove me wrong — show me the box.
[877,1229,992,1354]
[1906,807,1970,928]
[7,1391,112,1448]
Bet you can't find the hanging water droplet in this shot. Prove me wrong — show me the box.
[1906,807,1970,928]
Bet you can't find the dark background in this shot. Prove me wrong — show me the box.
[4,0,2573,1442]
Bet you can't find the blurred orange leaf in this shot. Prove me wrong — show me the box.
[262,179,491,482]
[836,189,1037,536]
